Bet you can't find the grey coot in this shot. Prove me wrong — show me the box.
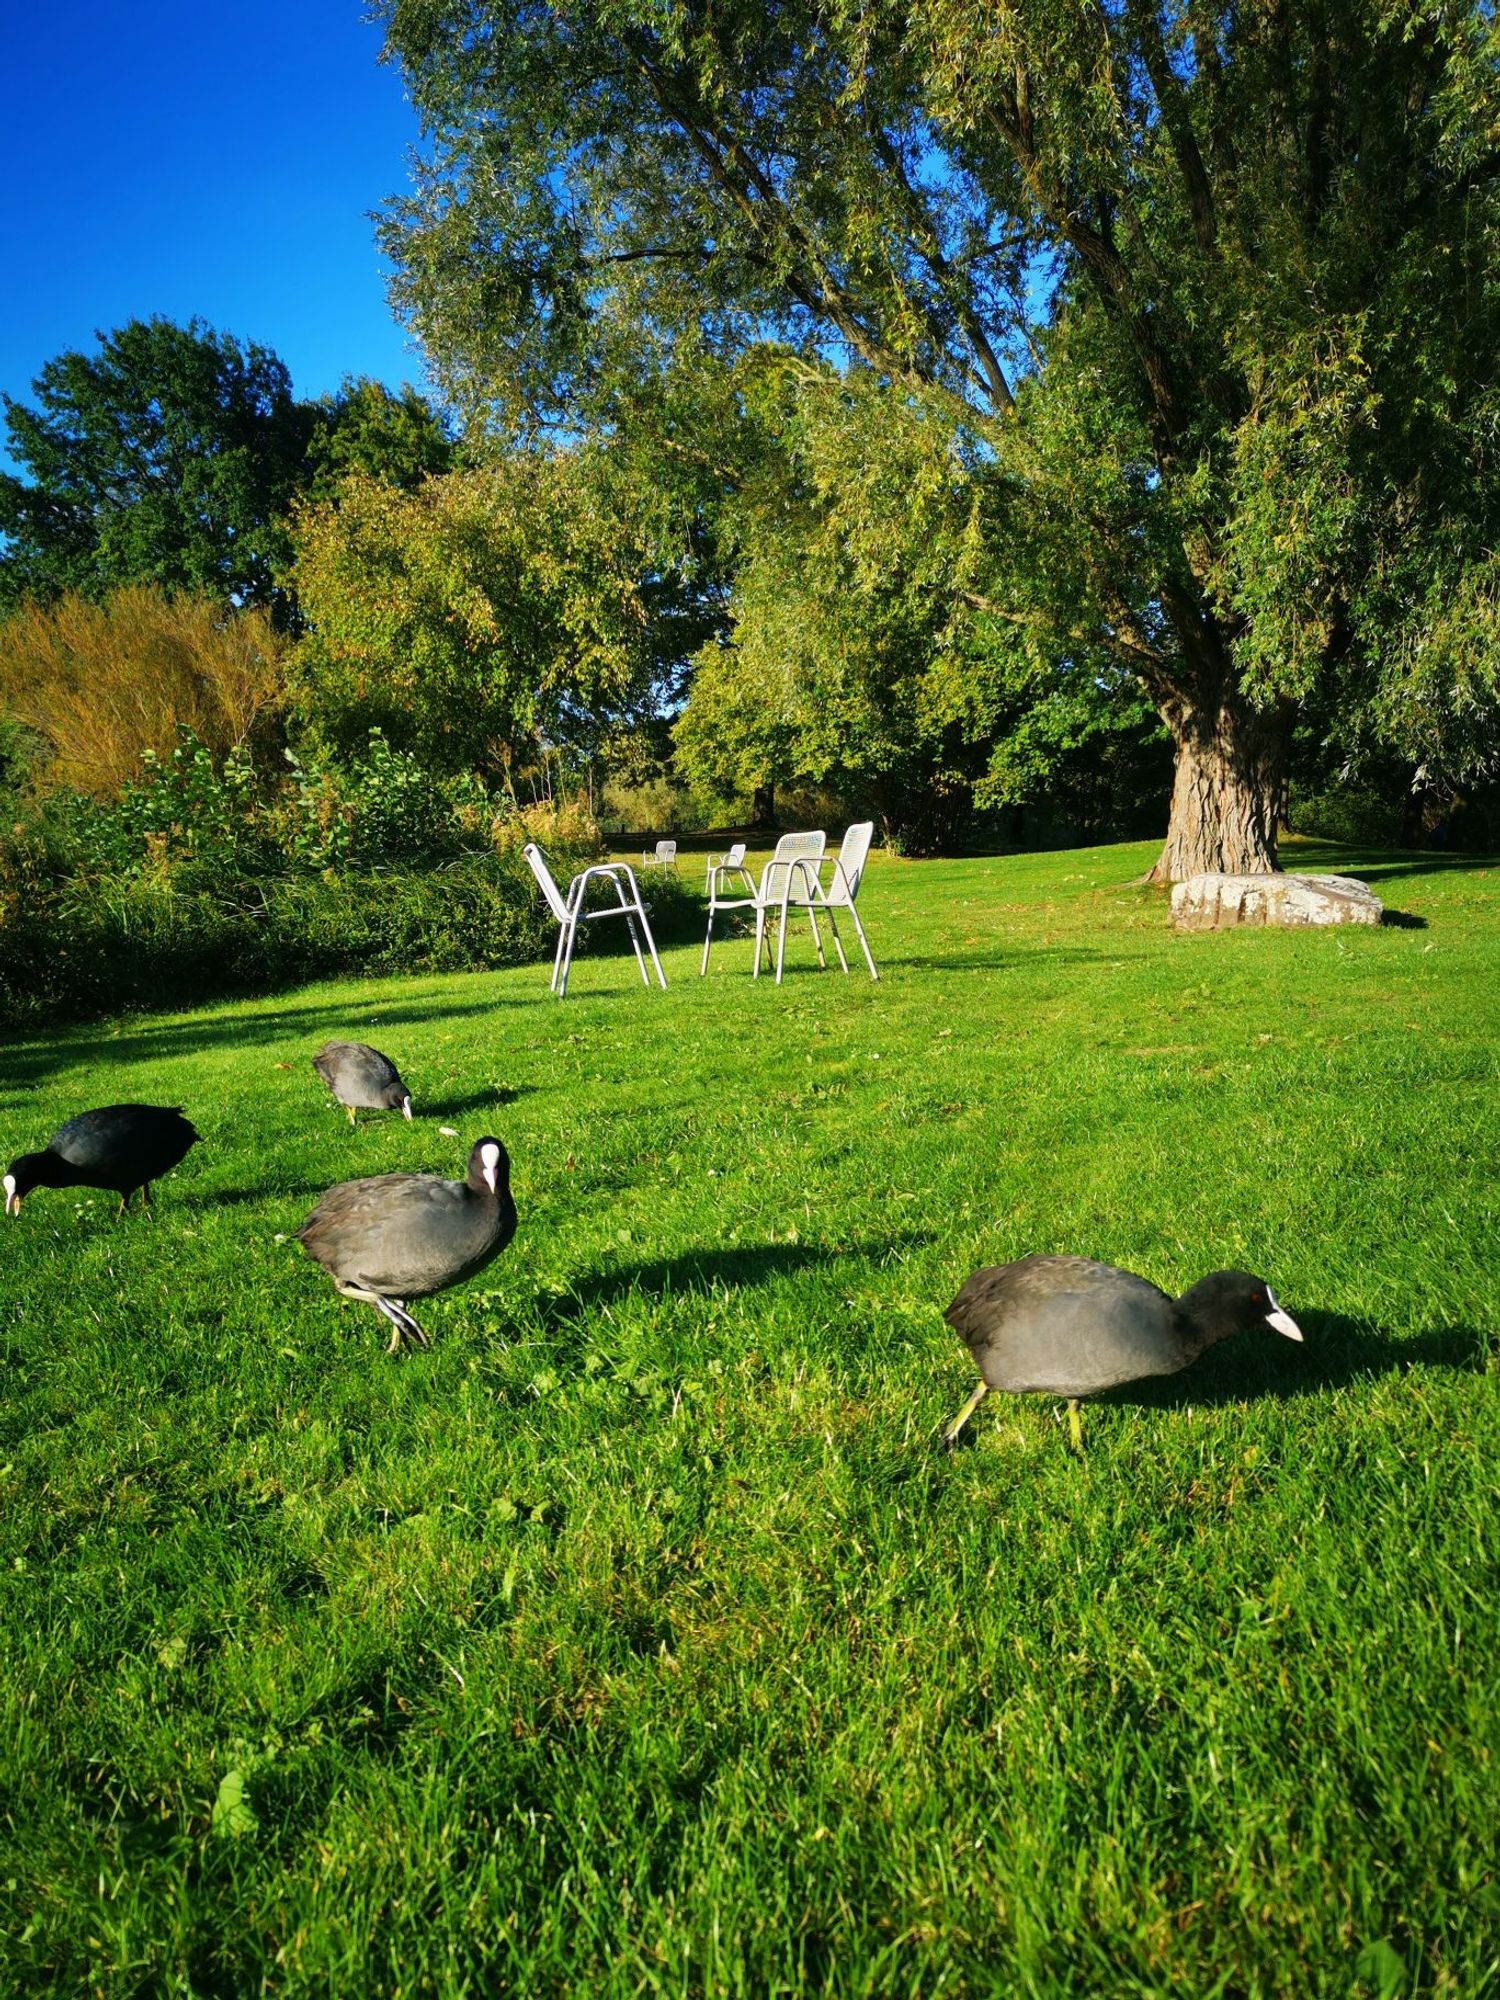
[296,1136,515,1351]
[4,1105,200,1216]
[311,1041,413,1125]
[942,1256,1303,1450]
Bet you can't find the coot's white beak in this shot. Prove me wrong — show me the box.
[3,1176,18,1217]
[401,1096,413,1120]
[479,1142,501,1194]
[1265,1287,1302,1341]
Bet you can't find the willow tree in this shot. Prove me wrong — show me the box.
[378,0,1500,877]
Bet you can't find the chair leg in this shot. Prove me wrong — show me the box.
[701,906,716,976]
[775,884,792,984]
[632,893,668,988]
[807,904,827,969]
[612,880,648,987]
[550,920,568,993]
[847,900,878,980]
[753,904,766,979]
[824,906,850,974]
[557,915,580,997]
[623,911,651,986]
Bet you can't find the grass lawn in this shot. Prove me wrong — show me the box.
[2,836,1497,1998]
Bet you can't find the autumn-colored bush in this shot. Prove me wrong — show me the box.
[0,585,288,797]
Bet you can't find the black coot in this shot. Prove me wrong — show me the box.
[4,1105,200,1216]
[296,1136,515,1351]
[942,1255,1302,1449]
[312,1041,413,1124]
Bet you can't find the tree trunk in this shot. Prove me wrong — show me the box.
[1147,692,1288,883]
[750,782,776,828]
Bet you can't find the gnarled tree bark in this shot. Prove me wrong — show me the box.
[1147,688,1289,882]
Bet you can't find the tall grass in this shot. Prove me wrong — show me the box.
[0,587,287,795]
[0,836,1496,1997]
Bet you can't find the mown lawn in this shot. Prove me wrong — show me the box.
[2,837,1497,1998]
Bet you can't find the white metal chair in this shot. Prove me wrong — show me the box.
[523,843,667,998]
[807,820,879,980]
[641,839,678,870]
[704,841,754,900]
[700,829,828,983]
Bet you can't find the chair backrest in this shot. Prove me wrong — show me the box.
[655,840,677,864]
[761,829,826,905]
[831,821,874,902]
[522,842,571,923]
[722,841,747,868]
[771,829,825,864]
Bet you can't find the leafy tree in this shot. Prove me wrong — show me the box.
[0,317,315,614]
[378,0,1500,876]
[290,461,665,783]
[303,376,455,503]
[675,363,1028,845]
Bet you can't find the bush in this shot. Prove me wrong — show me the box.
[0,587,287,797]
[0,745,653,1026]
[0,849,570,1028]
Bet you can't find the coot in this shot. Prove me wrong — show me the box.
[296,1136,515,1351]
[942,1256,1302,1449]
[4,1105,200,1216]
[312,1041,413,1124]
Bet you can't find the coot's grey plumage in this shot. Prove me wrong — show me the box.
[296,1136,515,1351]
[942,1255,1302,1449]
[4,1105,200,1216]
[311,1041,413,1124]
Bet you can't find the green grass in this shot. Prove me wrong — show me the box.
[2,836,1497,1998]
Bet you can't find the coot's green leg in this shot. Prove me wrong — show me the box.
[1067,1398,1083,1452]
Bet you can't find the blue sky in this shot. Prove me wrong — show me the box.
[0,0,428,428]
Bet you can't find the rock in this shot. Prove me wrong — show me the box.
[1170,871,1384,931]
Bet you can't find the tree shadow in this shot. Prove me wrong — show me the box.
[877,944,1146,974]
[1098,1312,1490,1411]
[1380,909,1429,930]
[1288,843,1499,883]
[0,995,523,1093]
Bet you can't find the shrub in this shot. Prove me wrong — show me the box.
[0,745,642,1027]
[0,587,288,796]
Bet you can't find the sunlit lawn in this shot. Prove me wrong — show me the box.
[2,836,1497,1996]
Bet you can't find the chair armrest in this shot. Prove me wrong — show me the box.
[566,861,639,910]
[807,858,843,899]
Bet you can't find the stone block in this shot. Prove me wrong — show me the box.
[1170,871,1384,931]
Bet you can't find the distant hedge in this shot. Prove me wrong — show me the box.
[0,834,701,1031]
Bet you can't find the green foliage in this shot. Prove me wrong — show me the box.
[673,363,1119,849]
[0,857,551,1026]
[302,376,455,504]
[0,317,314,613]
[0,729,655,1024]
[379,0,1500,874]
[1,844,1497,1991]
[291,462,663,779]
[275,733,487,873]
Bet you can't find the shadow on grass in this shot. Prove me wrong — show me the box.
[1102,1312,1491,1411]
[530,1232,938,1325]
[1288,843,1499,883]
[0,995,529,1093]
[208,1182,334,1209]
[420,1085,531,1119]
